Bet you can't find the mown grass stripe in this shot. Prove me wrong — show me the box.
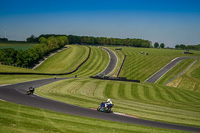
[137,85,148,100]
[153,85,169,102]
[124,83,132,100]
[147,85,157,101]
[104,83,113,98]
[70,46,109,77]
[74,47,98,75]
[35,45,89,74]
[131,83,140,100]
[79,82,97,97]
[167,87,195,103]
[112,83,120,99]
[94,81,107,99]
[118,83,125,98]
[162,87,182,102]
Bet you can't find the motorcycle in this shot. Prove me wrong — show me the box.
[97,102,114,113]
[26,90,32,95]
[26,87,35,95]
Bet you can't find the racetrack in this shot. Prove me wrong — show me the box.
[0,49,200,132]
[0,78,200,132]
[101,47,118,75]
[145,56,198,83]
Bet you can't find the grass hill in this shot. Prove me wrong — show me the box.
[166,59,200,92]
[0,100,183,133]
[35,45,90,74]
[67,46,109,77]
[35,78,200,127]
[0,64,38,73]
[1,45,200,132]
[118,47,200,82]
[0,45,93,75]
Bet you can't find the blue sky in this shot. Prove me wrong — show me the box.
[0,0,200,47]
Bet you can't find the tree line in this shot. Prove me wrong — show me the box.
[0,37,8,42]
[175,44,200,50]
[0,36,69,68]
[67,35,152,48]
[27,34,152,48]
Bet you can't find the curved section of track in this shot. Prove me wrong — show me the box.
[100,47,118,75]
[0,53,200,132]
[145,56,198,83]
[0,78,200,132]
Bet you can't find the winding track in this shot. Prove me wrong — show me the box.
[100,47,118,75]
[145,56,198,83]
[0,49,200,132]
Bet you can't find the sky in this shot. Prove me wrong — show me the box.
[0,0,200,47]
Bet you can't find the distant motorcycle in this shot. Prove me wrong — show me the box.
[97,102,114,113]
[26,86,35,95]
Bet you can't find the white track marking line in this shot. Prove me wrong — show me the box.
[164,59,197,85]
[154,60,182,83]
[114,112,138,118]
[100,47,118,76]
[0,84,10,87]
[0,99,6,101]
[113,112,125,115]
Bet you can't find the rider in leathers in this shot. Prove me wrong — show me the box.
[105,98,112,107]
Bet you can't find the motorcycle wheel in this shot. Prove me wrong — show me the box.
[105,107,111,113]
[26,91,31,95]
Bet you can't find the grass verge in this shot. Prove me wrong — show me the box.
[156,59,196,85]
[118,47,200,82]
[0,75,55,85]
[67,46,109,77]
[35,45,89,73]
[0,100,185,133]
[166,60,200,92]
[35,78,200,127]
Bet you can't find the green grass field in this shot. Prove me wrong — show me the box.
[118,47,200,82]
[0,45,92,74]
[0,75,55,85]
[0,41,38,50]
[0,100,185,133]
[0,64,39,73]
[35,45,90,73]
[35,78,200,127]
[156,59,196,85]
[166,59,200,92]
[191,60,200,79]
[1,45,200,132]
[67,46,109,77]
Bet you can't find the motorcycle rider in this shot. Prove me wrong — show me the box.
[105,98,112,107]
[29,86,35,94]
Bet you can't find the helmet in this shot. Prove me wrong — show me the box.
[107,99,111,102]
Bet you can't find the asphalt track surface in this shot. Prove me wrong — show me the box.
[0,50,200,132]
[101,47,117,75]
[145,56,198,83]
[0,78,200,132]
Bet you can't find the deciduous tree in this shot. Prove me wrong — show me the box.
[154,42,159,48]
[160,43,165,48]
